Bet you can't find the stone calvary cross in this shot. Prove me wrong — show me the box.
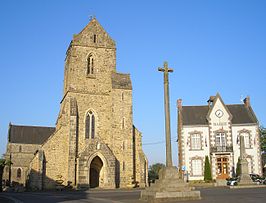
[141,62,201,202]
[158,61,173,167]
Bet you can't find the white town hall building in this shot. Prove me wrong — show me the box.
[177,93,262,180]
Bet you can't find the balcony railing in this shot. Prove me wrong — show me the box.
[210,145,233,153]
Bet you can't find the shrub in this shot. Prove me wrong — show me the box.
[204,156,212,182]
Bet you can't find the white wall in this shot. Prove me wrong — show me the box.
[231,125,261,175]
[183,126,209,180]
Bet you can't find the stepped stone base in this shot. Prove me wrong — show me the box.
[238,173,254,186]
[141,191,201,202]
[141,167,201,202]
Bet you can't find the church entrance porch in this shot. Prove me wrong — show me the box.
[216,157,229,179]
[77,140,117,189]
[89,156,103,188]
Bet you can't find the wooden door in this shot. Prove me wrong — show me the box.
[216,157,229,179]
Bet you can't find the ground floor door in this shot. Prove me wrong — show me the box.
[216,157,229,179]
[89,156,103,188]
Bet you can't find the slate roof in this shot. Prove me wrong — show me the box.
[111,72,132,90]
[227,105,257,124]
[8,124,55,144]
[181,105,258,126]
[182,106,209,125]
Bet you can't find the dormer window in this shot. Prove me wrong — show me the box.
[87,54,94,76]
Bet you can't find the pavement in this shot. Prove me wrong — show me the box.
[0,187,265,203]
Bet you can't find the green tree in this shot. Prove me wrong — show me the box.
[236,157,241,177]
[0,158,12,192]
[148,163,165,182]
[260,126,266,153]
[204,156,212,182]
[0,159,6,192]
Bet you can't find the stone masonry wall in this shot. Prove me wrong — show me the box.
[134,127,148,187]
[28,150,44,190]
[64,46,115,95]
[39,97,71,189]
[111,89,134,187]
[3,143,41,186]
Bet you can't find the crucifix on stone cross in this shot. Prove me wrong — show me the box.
[158,61,174,167]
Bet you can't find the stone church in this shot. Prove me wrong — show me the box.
[177,94,262,181]
[3,18,148,189]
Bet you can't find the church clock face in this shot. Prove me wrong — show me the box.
[215,109,224,118]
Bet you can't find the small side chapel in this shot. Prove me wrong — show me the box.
[178,93,262,180]
[3,18,148,189]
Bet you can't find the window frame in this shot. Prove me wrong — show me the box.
[86,54,96,78]
[191,133,202,150]
[215,132,226,147]
[188,131,203,151]
[191,158,203,177]
[85,110,96,139]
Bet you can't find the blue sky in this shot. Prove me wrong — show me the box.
[0,0,266,165]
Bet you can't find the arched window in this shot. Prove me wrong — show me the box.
[17,168,22,179]
[85,111,95,139]
[87,55,94,75]
[19,146,22,152]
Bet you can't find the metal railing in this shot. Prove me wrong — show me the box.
[210,145,233,153]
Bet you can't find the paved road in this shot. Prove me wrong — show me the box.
[0,189,144,203]
[0,187,266,203]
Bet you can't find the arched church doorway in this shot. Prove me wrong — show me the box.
[89,156,103,188]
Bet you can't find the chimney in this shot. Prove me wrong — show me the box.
[243,96,250,107]
[177,99,182,110]
[207,96,215,107]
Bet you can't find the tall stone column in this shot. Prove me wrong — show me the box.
[158,62,173,167]
[141,62,200,202]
